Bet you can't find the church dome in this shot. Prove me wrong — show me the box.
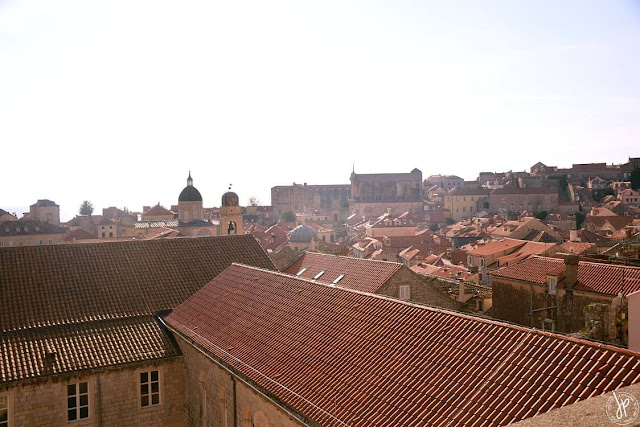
[178,172,203,202]
[289,224,318,244]
[222,191,239,207]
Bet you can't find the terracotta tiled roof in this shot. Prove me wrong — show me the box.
[284,252,401,293]
[62,229,98,241]
[166,264,640,427]
[466,238,526,256]
[0,316,179,383]
[0,235,273,385]
[492,256,640,295]
[0,219,68,236]
[143,204,174,216]
[0,235,274,333]
[559,242,596,255]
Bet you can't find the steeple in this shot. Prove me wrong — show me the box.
[187,171,193,187]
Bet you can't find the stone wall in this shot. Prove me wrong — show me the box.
[493,277,619,336]
[0,359,184,426]
[174,334,304,427]
[350,201,423,218]
[378,267,461,311]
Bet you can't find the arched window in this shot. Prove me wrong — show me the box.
[227,221,237,235]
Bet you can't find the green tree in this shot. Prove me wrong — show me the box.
[631,169,640,190]
[535,211,548,221]
[558,175,571,202]
[79,200,94,216]
[575,211,586,229]
[281,211,296,222]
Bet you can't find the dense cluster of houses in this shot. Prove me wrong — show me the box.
[2,156,640,425]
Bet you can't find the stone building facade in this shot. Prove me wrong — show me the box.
[349,168,423,217]
[270,183,350,218]
[487,187,559,214]
[444,188,491,221]
[491,256,635,345]
[0,359,185,427]
[170,334,303,427]
[28,199,60,225]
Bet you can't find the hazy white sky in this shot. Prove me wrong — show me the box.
[1,1,639,220]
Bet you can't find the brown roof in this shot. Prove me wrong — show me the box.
[466,238,526,256]
[143,204,174,216]
[0,235,274,384]
[0,235,274,332]
[559,242,596,255]
[0,316,179,383]
[492,256,640,295]
[284,252,402,293]
[62,228,98,241]
[166,264,640,427]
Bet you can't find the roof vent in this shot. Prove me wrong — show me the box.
[312,270,325,280]
[332,274,345,285]
[295,268,307,276]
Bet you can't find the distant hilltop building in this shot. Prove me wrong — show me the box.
[349,168,423,217]
[270,182,350,220]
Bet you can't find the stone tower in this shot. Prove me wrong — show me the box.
[219,187,243,235]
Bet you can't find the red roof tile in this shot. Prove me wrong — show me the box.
[492,256,640,295]
[0,316,179,383]
[143,204,174,216]
[166,264,640,426]
[467,238,526,256]
[284,252,402,293]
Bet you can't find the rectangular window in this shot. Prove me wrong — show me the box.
[140,371,160,408]
[295,268,307,276]
[109,232,113,237]
[0,395,8,427]
[399,285,411,300]
[67,382,89,422]
[101,233,105,238]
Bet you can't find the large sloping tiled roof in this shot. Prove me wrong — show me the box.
[0,235,274,385]
[0,316,180,383]
[492,256,640,295]
[165,264,640,427]
[0,235,274,332]
[283,252,402,293]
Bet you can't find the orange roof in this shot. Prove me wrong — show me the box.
[166,264,640,426]
[284,252,401,293]
[492,256,640,295]
[143,204,174,216]
[467,238,526,256]
[559,241,596,255]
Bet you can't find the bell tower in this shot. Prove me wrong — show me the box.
[219,185,243,235]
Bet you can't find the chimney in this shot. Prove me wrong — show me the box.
[458,282,466,302]
[564,254,579,289]
[43,344,57,375]
[475,220,481,232]
[569,229,579,242]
